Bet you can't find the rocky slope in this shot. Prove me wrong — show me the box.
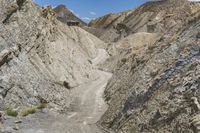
[85,10,134,43]
[98,0,200,133]
[0,0,105,115]
[53,5,86,26]
[2,0,200,133]
[88,0,200,43]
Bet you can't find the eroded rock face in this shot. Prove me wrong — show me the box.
[86,10,134,43]
[99,1,200,133]
[0,0,105,111]
[2,0,200,133]
[88,0,200,43]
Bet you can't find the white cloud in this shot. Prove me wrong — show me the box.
[81,17,91,21]
[89,11,96,15]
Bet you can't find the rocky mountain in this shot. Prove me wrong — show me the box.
[96,0,200,133]
[88,0,200,43]
[53,5,86,26]
[87,10,133,43]
[0,0,105,114]
[2,0,200,133]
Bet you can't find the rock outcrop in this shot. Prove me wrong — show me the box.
[0,0,105,112]
[98,0,200,133]
[88,0,200,43]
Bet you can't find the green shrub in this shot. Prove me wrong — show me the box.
[129,126,137,133]
[5,108,18,117]
[36,103,47,110]
[20,107,36,117]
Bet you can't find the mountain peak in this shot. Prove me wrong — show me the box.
[56,4,66,8]
[53,5,86,25]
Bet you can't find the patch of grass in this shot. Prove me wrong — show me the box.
[5,107,18,117]
[20,107,36,117]
[129,126,137,133]
[36,103,47,110]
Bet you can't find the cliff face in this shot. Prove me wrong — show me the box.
[98,0,200,133]
[0,0,105,111]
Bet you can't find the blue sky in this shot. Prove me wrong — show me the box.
[35,0,148,22]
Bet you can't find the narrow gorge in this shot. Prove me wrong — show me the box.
[1,0,200,133]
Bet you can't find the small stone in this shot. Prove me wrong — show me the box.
[13,125,19,130]
[14,120,22,124]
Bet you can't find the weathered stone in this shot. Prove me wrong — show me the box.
[98,1,200,133]
[14,120,22,124]
[0,0,105,112]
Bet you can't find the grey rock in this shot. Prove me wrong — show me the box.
[14,120,22,124]
[0,0,105,112]
[13,125,19,130]
[97,1,200,133]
